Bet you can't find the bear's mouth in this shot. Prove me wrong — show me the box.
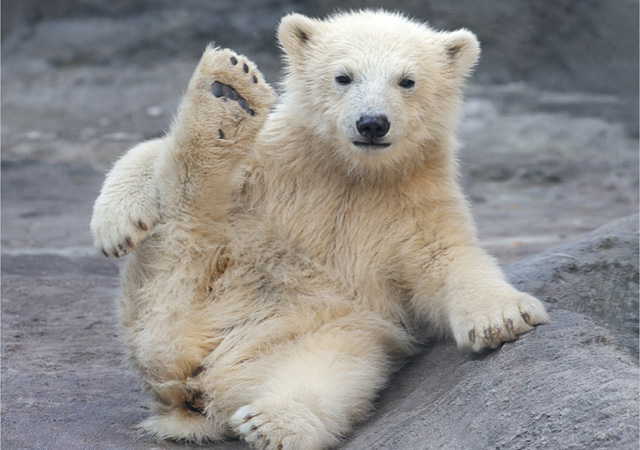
[352,141,391,150]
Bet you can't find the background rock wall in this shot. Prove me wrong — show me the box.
[4,0,638,133]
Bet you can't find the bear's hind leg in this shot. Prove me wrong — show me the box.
[119,48,275,443]
[228,318,405,450]
[156,45,276,222]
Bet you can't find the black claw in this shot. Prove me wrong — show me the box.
[125,236,134,248]
[506,319,514,332]
[243,63,249,73]
[230,56,238,65]
[252,75,258,83]
[218,129,224,139]
[247,108,255,116]
[101,248,109,257]
[138,221,148,231]
[112,248,120,258]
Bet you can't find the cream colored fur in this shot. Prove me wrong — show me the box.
[90,10,548,450]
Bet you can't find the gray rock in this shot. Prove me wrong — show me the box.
[343,215,639,450]
[346,309,638,449]
[508,215,639,360]
[2,1,637,136]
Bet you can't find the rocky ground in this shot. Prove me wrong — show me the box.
[2,1,638,449]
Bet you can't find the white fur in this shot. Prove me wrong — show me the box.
[91,10,548,450]
[90,139,161,257]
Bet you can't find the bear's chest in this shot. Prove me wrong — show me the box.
[263,179,411,288]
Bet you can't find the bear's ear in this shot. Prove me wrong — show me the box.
[277,13,323,60]
[442,29,480,77]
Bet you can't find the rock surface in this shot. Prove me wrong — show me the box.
[508,215,639,360]
[1,1,638,449]
[344,217,639,450]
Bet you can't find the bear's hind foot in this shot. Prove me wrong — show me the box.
[171,46,276,151]
[230,398,333,450]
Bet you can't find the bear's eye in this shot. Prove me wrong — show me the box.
[399,78,415,89]
[335,75,352,86]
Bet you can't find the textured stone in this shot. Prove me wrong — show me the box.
[343,216,639,450]
[508,215,639,360]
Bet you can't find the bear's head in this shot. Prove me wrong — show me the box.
[276,10,479,176]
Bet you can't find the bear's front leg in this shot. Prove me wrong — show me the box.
[155,45,276,221]
[225,318,398,450]
[445,255,548,352]
[412,245,548,352]
[91,138,162,257]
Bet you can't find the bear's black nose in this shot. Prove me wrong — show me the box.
[356,115,390,139]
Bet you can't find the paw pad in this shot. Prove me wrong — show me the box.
[210,81,256,117]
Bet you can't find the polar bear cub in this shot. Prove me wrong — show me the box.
[90,10,548,450]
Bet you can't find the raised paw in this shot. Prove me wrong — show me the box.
[229,399,330,450]
[451,289,549,352]
[172,46,276,147]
